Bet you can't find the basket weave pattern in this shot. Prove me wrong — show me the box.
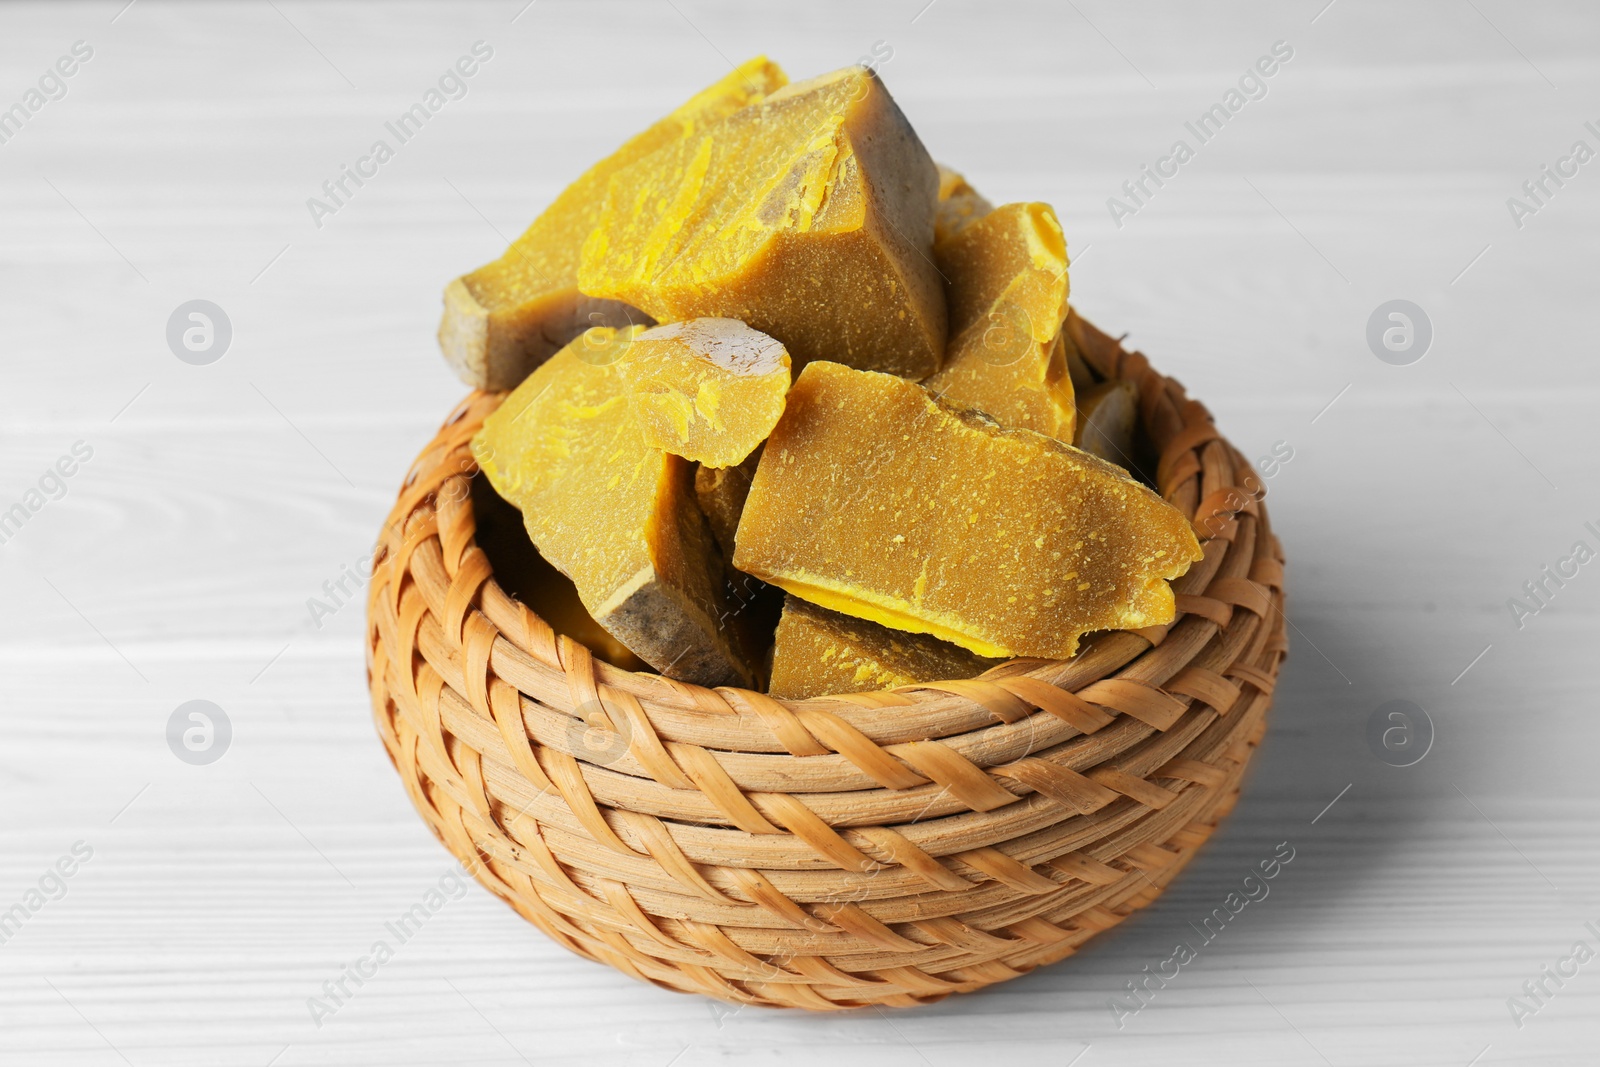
[365,334,1288,1010]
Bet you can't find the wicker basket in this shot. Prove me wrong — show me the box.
[365,323,1287,1011]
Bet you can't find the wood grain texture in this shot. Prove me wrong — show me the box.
[1,0,1597,1062]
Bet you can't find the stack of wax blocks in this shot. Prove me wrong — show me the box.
[456,58,1203,695]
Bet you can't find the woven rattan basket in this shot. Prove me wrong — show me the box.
[365,321,1287,1011]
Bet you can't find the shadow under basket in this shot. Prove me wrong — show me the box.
[365,326,1289,1011]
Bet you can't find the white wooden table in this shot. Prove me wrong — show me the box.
[3,1,1597,1063]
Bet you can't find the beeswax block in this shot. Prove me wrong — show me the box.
[469,475,647,671]
[471,327,754,686]
[439,58,787,390]
[768,596,999,699]
[1075,380,1139,468]
[926,203,1074,440]
[733,362,1203,659]
[623,318,790,468]
[578,66,946,379]
[695,447,761,559]
[934,164,994,245]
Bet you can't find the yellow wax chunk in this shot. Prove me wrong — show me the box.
[695,446,761,559]
[439,58,787,390]
[578,66,947,379]
[925,203,1074,441]
[1075,380,1140,468]
[732,362,1203,659]
[768,596,1000,700]
[934,164,994,245]
[471,326,755,686]
[623,318,790,468]
[469,475,647,672]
